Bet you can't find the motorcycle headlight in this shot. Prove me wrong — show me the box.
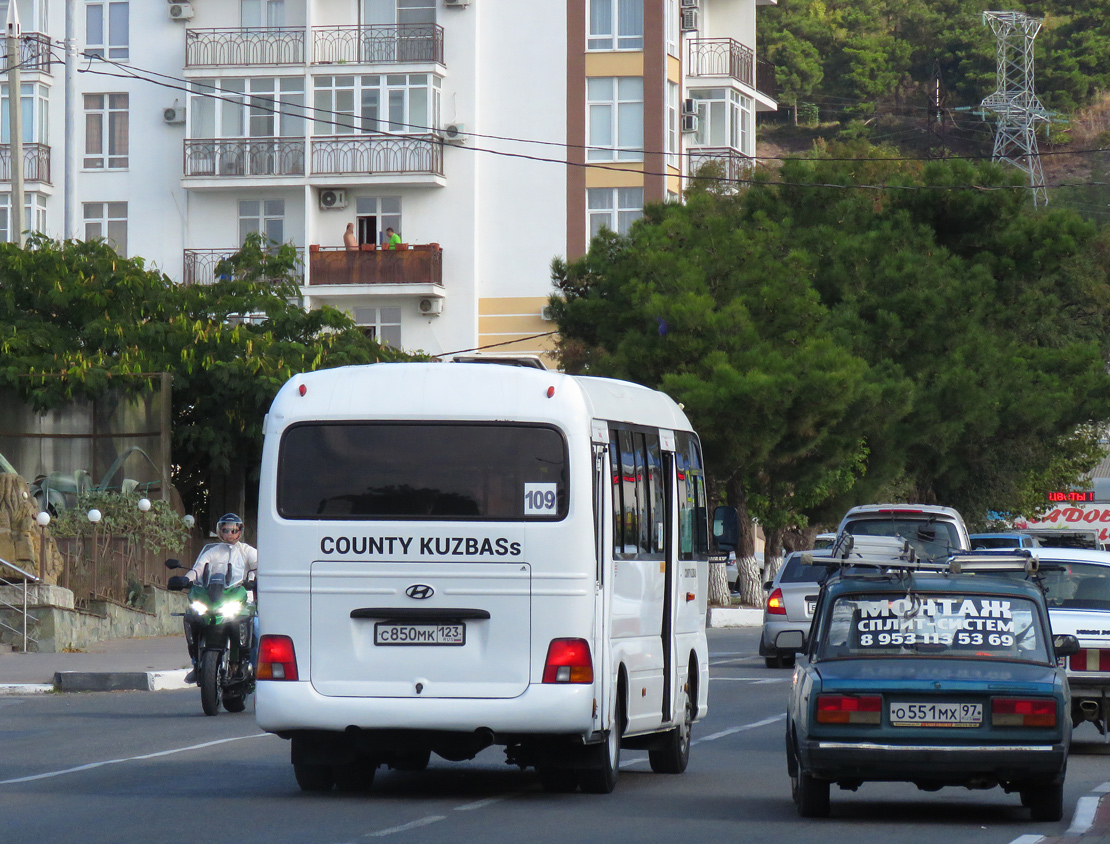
[190,600,209,614]
[218,600,243,617]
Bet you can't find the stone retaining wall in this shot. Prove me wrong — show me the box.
[0,584,187,653]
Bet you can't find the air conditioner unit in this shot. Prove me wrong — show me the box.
[444,0,470,7]
[681,113,698,133]
[163,106,186,124]
[168,2,193,21]
[419,297,443,316]
[441,123,467,145]
[682,98,696,117]
[540,305,555,321]
[680,0,698,7]
[319,189,348,210]
[680,8,698,31]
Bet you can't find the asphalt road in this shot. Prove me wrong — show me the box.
[2,627,1107,844]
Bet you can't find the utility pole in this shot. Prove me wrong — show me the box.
[5,0,23,246]
[65,0,77,240]
[980,11,1050,208]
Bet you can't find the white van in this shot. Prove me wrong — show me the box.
[254,363,710,794]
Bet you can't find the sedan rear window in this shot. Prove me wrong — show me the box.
[842,518,962,560]
[817,593,1049,663]
[277,422,568,521]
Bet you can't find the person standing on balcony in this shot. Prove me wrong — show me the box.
[344,222,358,251]
[385,227,402,250]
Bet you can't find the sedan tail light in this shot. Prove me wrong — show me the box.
[991,697,1056,728]
[766,587,787,615]
[816,694,882,724]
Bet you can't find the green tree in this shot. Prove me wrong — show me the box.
[0,234,422,525]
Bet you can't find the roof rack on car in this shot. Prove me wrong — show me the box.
[799,538,1038,577]
[946,549,1039,576]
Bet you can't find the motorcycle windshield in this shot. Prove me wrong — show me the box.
[194,543,248,588]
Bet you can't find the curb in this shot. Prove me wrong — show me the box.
[708,607,762,628]
[0,669,191,695]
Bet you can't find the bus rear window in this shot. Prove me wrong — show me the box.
[277,423,569,521]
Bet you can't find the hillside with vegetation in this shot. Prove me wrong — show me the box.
[757,0,1110,221]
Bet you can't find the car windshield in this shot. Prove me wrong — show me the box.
[779,556,833,584]
[1030,562,1110,610]
[842,517,961,560]
[972,536,1027,549]
[816,591,1049,663]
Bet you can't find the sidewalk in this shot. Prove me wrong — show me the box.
[0,635,191,694]
[1019,784,1110,843]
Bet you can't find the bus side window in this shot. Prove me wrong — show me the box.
[609,437,625,558]
[645,432,665,555]
[677,432,708,560]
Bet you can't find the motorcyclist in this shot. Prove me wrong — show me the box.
[172,513,259,684]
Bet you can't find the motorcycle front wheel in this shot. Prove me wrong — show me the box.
[200,649,226,716]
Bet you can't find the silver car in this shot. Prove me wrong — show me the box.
[760,551,829,668]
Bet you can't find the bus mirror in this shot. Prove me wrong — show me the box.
[712,506,740,550]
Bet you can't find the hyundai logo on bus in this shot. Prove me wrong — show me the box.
[319,535,523,557]
[405,584,435,600]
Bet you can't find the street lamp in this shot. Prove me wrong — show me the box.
[35,511,49,581]
[88,509,101,598]
[137,498,151,584]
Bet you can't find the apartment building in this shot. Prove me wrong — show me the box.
[2,0,775,361]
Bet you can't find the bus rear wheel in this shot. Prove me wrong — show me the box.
[649,686,692,774]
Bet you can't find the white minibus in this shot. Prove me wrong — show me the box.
[255,362,710,793]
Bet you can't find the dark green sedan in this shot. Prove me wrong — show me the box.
[785,560,1079,820]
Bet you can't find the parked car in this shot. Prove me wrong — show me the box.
[836,503,971,561]
[760,551,829,668]
[991,547,1110,735]
[813,532,836,550]
[1019,527,1104,551]
[785,553,1077,819]
[970,532,1041,550]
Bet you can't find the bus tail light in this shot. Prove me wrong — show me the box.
[257,634,299,681]
[766,588,786,615]
[992,698,1056,727]
[542,638,593,683]
[816,694,881,724]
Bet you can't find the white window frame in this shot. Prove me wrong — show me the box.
[355,195,402,246]
[189,77,305,138]
[1,83,48,145]
[83,93,128,170]
[363,0,436,25]
[588,186,643,239]
[587,76,643,162]
[588,0,644,51]
[86,0,129,61]
[691,88,752,153]
[238,198,286,246]
[0,193,46,243]
[351,305,402,347]
[313,73,440,136]
[241,0,285,28]
[83,201,127,256]
[666,0,678,57]
[667,81,678,168]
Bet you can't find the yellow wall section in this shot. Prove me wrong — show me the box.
[584,52,644,77]
[478,297,558,358]
[584,165,646,189]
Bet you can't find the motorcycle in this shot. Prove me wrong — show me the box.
[166,544,257,716]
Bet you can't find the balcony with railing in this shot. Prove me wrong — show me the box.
[183,138,306,178]
[313,24,444,65]
[183,247,305,286]
[308,245,442,287]
[1,32,53,75]
[185,28,306,67]
[0,143,51,183]
[688,38,776,101]
[688,148,753,186]
[311,135,443,177]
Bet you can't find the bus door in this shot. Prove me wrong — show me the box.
[591,420,613,734]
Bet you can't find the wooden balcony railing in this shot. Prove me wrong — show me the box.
[184,138,306,177]
[313,24,444,65]
[183,247,305,286]
[0,143,51,184]
[311,134,442,176]
[0,32,53,74]
[308,245,442,287]
[185,27,306,67]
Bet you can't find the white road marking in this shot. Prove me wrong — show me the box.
[710,677,788,683]
[454,796,506,811]
[370,816,446,837]
[1067,795,1101,835]
[1005,835,1044,844]
[0,734,269,785]
[693,713,786,745]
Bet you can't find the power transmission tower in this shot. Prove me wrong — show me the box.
[979,11,1051,207]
